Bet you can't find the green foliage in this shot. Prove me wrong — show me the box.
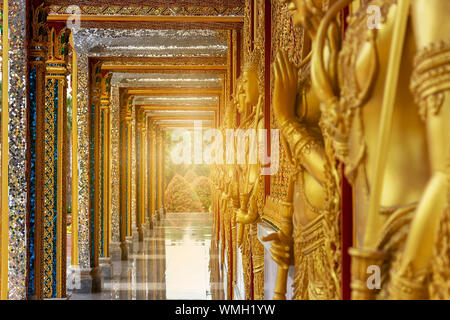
[164,174,204,213]
[163,131,212,213]
[164,130,211,189]
[184,170,198,184]
[191,176,212,213]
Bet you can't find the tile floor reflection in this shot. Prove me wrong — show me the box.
[70,212,224,300]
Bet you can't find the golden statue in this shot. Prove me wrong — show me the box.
[311,0,450,299]
[223,95,240,299]
[263,0,342,300]
[235,49,266,300]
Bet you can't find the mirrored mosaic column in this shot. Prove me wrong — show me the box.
[89,61,102,280]
[2,0,29,300]
[109,85,121,256]
[156,128,164,218]
[43,26,70,299]
[146,118,155,230]
[73,52,90,271]
[0,0,9,300]
[99,72,112,263]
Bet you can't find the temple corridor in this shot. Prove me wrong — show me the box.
[71,212,223,300]
[0,0,449,302]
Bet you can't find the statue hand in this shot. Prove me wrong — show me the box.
[273,50,298,123]
[262,231,294,270]
[236,207,258,225]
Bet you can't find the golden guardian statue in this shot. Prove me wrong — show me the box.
[235,49,266,300]
[263,0,342,300]
[312,0,450,299]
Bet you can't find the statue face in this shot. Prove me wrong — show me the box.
[281,0,324,31]
[242,70,259,107]
[281,0,306,27]
[236,82,246,114]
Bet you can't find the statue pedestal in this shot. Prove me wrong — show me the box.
[257,222,295,300]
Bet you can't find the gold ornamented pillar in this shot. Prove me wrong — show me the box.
[149,123,157,225]
[88,61,104,289]
[99,72,113,274]
[27,3,49,300]
[119,90,132,260]
[156,128,164,220]
[69,32,79,270]
[146,118,154,230]
[42,26,70,299]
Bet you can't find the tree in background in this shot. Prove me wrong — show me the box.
[184,170,198,184]
[191,176,212,213]
[164,130,212,213]
[164,174,204,213]
[164,130,211,188]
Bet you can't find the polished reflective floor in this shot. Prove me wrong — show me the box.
[71,212,224,300]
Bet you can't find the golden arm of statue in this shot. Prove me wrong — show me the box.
[310,0,349,161]
[236,109,265,247]
[395,0,450,283]
[273,50,328,186]
[236,174,263,225]
[262,179,295,270]
[236,96,265,227]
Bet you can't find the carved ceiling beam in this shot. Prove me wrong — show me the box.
[96,56,227,66]
[138,105,218,111]
[145,115,214,121]
[102,64,228,73]
[46,0,244,8]
[156,123,214,129]
[128,88,222,96]
[47,14,243,30]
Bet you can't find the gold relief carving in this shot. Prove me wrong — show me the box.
[243,0,252,61]
[31,4,50,48]
[268,0,304,206]
[312,0,450,299]
[254,0,266,51]
[47,28,70,65]
[234,47,265,300]
[218,96,238,298]
[43,78,57,297]
[50,4,244,16]
[430,178,449,299]
[241,224,253,300]
[101,73,113,103]
[42,22,70,298]
[264,0,342,300]
[410,39,450,121]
